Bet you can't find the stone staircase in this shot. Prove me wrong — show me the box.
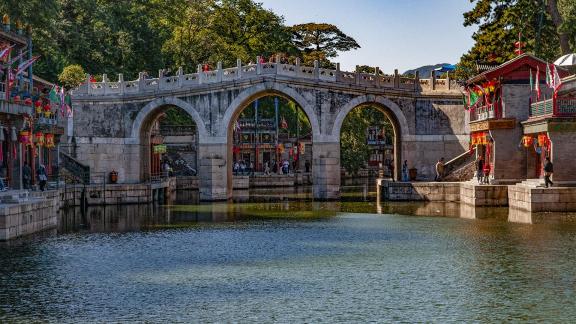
[443,147,477,182]
[59,152,91,184]
[517,179,545,187]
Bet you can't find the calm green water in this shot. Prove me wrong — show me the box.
[1,187,576,322]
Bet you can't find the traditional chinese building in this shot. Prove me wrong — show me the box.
[521,74,576,184]
[464,54,568,184]
[0,14,63,189]
[366,125,393,172]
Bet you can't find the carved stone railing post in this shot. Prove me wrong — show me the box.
[118,73,124,95]
[394,69,400,88]
[295,58,301,76]
[102,74,108,94]
[177,66,183,87]
[314,60,320,79]
[414,71,420,91]
[375,67,380,87]
[138,72,145,91]
[336,63,341,82]
[256,56,262,75]
[198,64,203,84]
[447,73,451,90]
[237,59,242,79]
[355,65,361,85]
[217,61,223,82]
[431,70,436,91]
[85,73,91,95]
[158,69,164,90]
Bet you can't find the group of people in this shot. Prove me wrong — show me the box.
[233,159,310,176]
[22,162,48,191]
[233,160,255,175]
[474,157,491,184]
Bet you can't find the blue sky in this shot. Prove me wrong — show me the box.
[259,0,477,73]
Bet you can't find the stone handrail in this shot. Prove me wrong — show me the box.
[444,146,476,177]
[60,151,91,184]
[73,58,459,97]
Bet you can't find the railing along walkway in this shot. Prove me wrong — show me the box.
[73,58,460,97]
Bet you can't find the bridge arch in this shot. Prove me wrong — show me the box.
[130,97,208,142]
[221,82,320,139]
[131,97,206,181]
[331,95,409,181]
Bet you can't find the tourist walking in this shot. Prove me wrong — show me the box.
[483,163,491,184]
[264,162,271,175]
[435,158,445,181]
[282,160,289,174]
[402,160,409,182]
[475,157,484,184]
[544,157,554,188]
[23,162,32,189]
[233,161,240,175]
[36,164,48,191]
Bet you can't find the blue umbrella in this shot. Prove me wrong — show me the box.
[434,64,457,73]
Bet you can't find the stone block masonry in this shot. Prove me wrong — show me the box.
[70,58,467,201]
[0,198,59,241]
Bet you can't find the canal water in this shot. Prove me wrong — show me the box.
[2,184,576,322]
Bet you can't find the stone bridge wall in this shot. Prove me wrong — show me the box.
[68,60,467,200]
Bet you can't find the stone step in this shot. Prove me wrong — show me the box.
[0,190,31,204]
[519,179,545,188]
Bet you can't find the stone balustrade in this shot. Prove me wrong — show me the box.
[73,58,459,97]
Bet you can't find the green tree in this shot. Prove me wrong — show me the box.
[58,64,85,89]
[291,23,360,67]
[340,106,393,175]
[161,0,295,70]
[455,0,574,80]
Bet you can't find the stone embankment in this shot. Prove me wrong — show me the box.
[378,179,576,224]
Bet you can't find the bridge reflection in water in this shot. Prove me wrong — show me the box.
[59,182,565,235]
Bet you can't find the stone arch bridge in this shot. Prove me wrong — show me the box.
[68,60,468,200]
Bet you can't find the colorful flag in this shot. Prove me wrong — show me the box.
[15,56,39,75]
[5,51,25,66]
[65,94,73,117]
[49,86,60,105]
[529,68,533,94]
[0,44,14,61]
[546,64,552,88]
[59,86,66,117]
[553,65,562,93]
[535,66,541,100]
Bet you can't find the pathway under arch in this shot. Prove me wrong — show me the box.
[133,97,203,182]
[222,83,318,197]
[331,95,408,181]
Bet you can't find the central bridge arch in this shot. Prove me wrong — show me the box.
[221,82,320,196]
[331,95,410,181]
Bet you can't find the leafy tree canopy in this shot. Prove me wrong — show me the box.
[291,23,360,67]
[456,0,576,80]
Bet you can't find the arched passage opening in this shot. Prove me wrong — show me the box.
[332,97,407,182]
[225,91,314,192]
[138,105,199,182]
[339,105,399,182]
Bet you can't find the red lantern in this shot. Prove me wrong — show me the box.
[35,132,45,147]
[45,133,55,148]
[35,100,42,108]
[13,95,20,103]
[19,130,31,146]
[522,136,533,148]
[43,103,51,112]
[24,98,32,106]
